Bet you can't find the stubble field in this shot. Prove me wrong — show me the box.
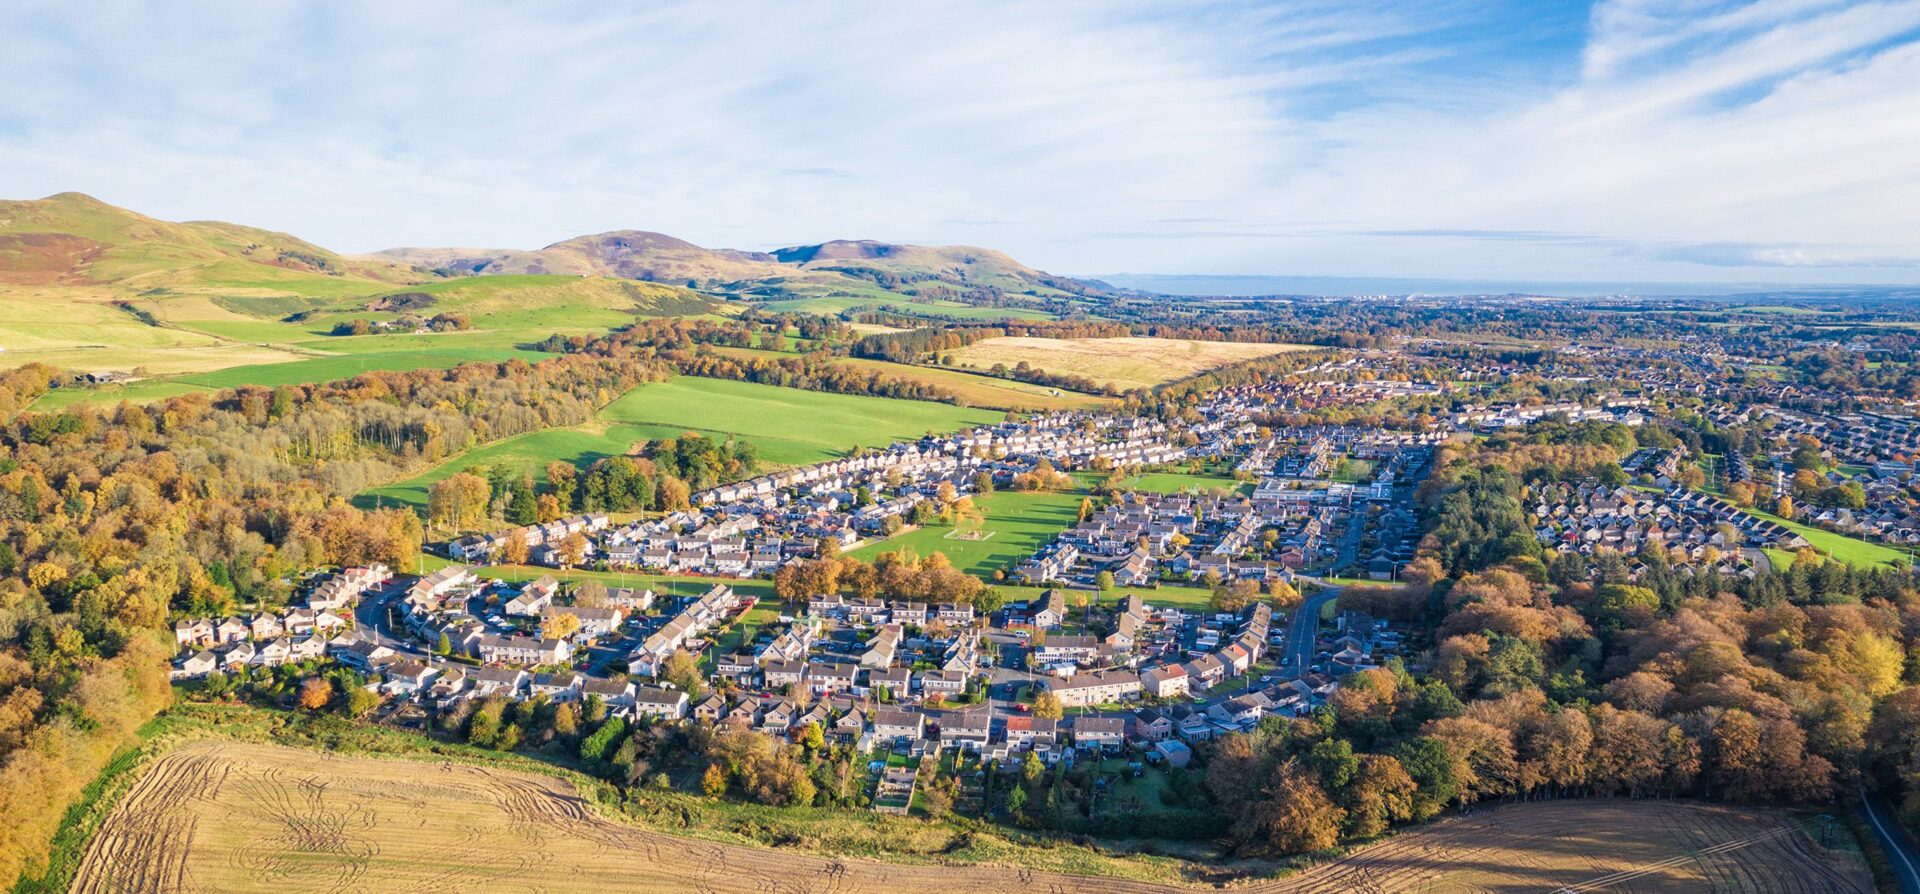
[945,336,1311,391]
[71,740,1870,894]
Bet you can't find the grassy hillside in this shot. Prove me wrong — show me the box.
[0,194,732,390]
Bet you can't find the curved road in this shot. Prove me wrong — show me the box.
[1278,584,1341,678]
[1863,793,1920,894]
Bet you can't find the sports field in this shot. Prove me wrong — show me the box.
[72,739,1870,894]
[363,377,998,509]
[1107,470,1250,495]
[946,337,1311,391]
[851,489,1086,576]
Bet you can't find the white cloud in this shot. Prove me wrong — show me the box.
[0,0,1916,283]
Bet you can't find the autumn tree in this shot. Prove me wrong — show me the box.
[298,677,333,711]
[428,472,491,531]
[541,610,581,641]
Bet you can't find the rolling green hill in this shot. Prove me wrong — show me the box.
[0,193,725,382]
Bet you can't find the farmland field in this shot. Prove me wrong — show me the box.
[31,335,558,410]
[708,346,1111,412]
[363,377,998,509]
[946,337,1311,391]
[755,294,1057,321]
[72,739,1870,894]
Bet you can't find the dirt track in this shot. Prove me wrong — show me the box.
[70,741,1872,894]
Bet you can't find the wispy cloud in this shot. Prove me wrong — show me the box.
[0,0,1915,283]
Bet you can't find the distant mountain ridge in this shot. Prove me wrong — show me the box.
[1,192,1107,305]
[370,230,1103,299]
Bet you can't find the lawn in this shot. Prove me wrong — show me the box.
[851,489,1085,578]
[1740,506,1910,569]
[1098,470,1250,496]
[945,336,1312,391]
[363,377,998,509]
[711,606,783,662]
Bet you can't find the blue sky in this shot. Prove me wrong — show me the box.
[3,0,1918,285]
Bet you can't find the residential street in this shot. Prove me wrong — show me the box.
[1278,584,1341,678]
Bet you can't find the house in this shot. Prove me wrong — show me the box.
[1184,654,1227,689]
[313,611,349,636]
[834,707,867,742]
[943,711,992,751]
[283,608,316,636]
[935,603,976,626]
[249,613,285,641]
[1041,670,1141,707]
[1208,694,1265,727]
[1141,663,1190,698]
[407,565,475,608]
[222,641,255,667]
[865,667,911,699]
[606,587,656,612]
[1071,716,1126,752]
[691,693,729,723]
[582,677,637,708]
[1130,707,1174,741]
[174,618,214,649]
[465,665,526,696]
[475,634,572,666]
[714,653,759,683]
[920,669,968,699]
[505,577,559,616]
[806,662,858,695]
[1003,716,1059,750]
[531,671,583,700]
[1175,712,1216,742]
[173,649,218,679]
[381,660,438,694]
[1152,738,1193,767]
[1105,611,1141,650]
[253,638,292,666]
[764,660,806,689]
[331,638,395,671]
[214,617,248,643]
[542,605,625,639]
[1026,589,1068,629]
[872,707,925,743]
[860,624,903,669]
[756,699,797,732]
[289,635,327,662]
[1034,635,1101,667]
